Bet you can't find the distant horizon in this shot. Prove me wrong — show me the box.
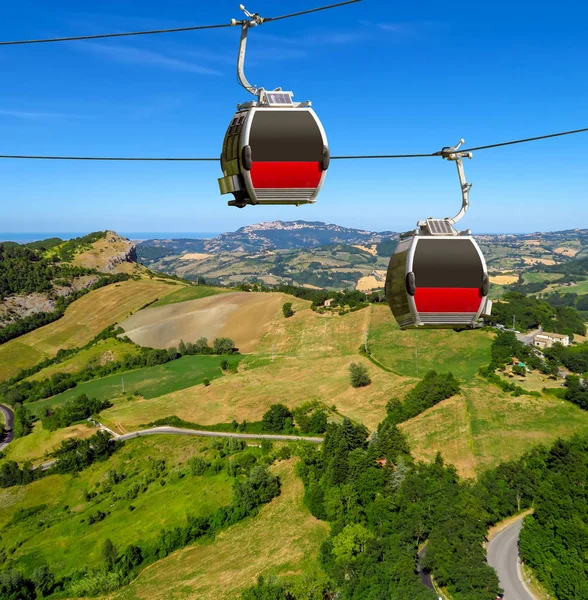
[1,221,586,246]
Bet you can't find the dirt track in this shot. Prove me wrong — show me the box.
[120,292,284,352]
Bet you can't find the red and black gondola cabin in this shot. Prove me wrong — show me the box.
[385,235,491,329]
[218,91,329,207]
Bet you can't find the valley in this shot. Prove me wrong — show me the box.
[0,222,587,600]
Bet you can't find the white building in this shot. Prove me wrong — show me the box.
[533,332,570,349]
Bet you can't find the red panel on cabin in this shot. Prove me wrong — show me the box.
[415,287,483,313]
[250,162,322,188]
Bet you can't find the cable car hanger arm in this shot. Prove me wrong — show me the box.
[435,139,473,224]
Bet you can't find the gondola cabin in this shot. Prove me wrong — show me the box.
[218,90,329,208]
[385,225,492,329]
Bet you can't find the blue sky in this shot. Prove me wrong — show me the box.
[0,0,586,235]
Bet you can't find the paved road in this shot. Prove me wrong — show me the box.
[0,404,14,451]
[36,424,324,472]
[487,516,535,600]
[117,426,323,443]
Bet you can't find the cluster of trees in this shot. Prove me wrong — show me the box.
[563,375,588,410]
[0,436,282,598]
[0,335,236,412]
[518,436,588,600]
[0,272,131,345]
[41,394,112,431]
[0,431,119,489]
[0,243,92,300]
[261,403,329,435]
[545,340,588,374]
[542,290,588,314]
[488,291,586,337]
[13,406,34,438]
[245,414,588,600]
[53,231,108,262]
[386,371,460,425]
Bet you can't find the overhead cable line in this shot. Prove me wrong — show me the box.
[0,0,361,46]
[0,126,586,161]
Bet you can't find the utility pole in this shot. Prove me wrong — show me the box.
[121,377,125,394]
[364,330,368,354]
[513,315,516,330]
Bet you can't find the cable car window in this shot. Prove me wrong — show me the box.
[413,239,483,288]
[249,111,323,162]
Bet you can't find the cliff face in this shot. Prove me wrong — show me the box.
[73,231,137,273]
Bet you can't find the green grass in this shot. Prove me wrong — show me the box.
[112,459,329,600]
[0,436,233,578]
[148,285,227,308]
[545,278,588,295]
[27,355,242,417]
[522,272,562,284]
[368,307,493,382]
[4,421,96,464]
[400,379,588,478]
[25,338,142,382]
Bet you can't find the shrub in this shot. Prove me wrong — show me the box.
[282,302,294,318]
[349,363,371,388]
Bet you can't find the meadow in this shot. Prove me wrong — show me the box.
[367,305,493,381]
[148,284,228,308]
[400,378,588,478]
[0,436,233,578]
[111,459,329,600]
[25,338,142,382]
[0,279,180,381]
[4,421,96,464]
[26,355,242,417]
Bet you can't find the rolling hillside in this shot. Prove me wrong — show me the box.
[136,221,588,292]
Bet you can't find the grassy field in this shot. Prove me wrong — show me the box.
[111,459,329,600]
[27,355,242,418]
[99,354,409,434]
[0,436,233,578]
[367,305,493,382]
[0,279,180,382]
[121,292,286,353]
[25,338,142,382]
[148,285,228,308]
[400,378,588,478]
[521,272,562,284]
[4,421,96,464]
[101,303,416,433]
[544,279,588,295]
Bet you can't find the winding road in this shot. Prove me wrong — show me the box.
[0,403,14,451]
[487,515,536,600]
[116,426,323,443]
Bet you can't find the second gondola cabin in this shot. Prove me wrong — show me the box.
[385,227,491,329]
[218,90,329,208]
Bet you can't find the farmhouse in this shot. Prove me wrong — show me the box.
[533,331,570,349]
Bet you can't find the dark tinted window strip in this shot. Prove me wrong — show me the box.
[249,110,323,162]
[413,239,484,288]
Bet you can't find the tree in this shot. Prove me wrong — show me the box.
[262,404,293,433]
[213,337,235,354]
[31,566,54,597]
[282,302,294,318]
[102,538,118,570]
[349,362,371,388]
[331,523,374,564]
[309,409,328,433]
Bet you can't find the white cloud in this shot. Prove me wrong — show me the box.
[80,42,222,75]
[0,109,87,120]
